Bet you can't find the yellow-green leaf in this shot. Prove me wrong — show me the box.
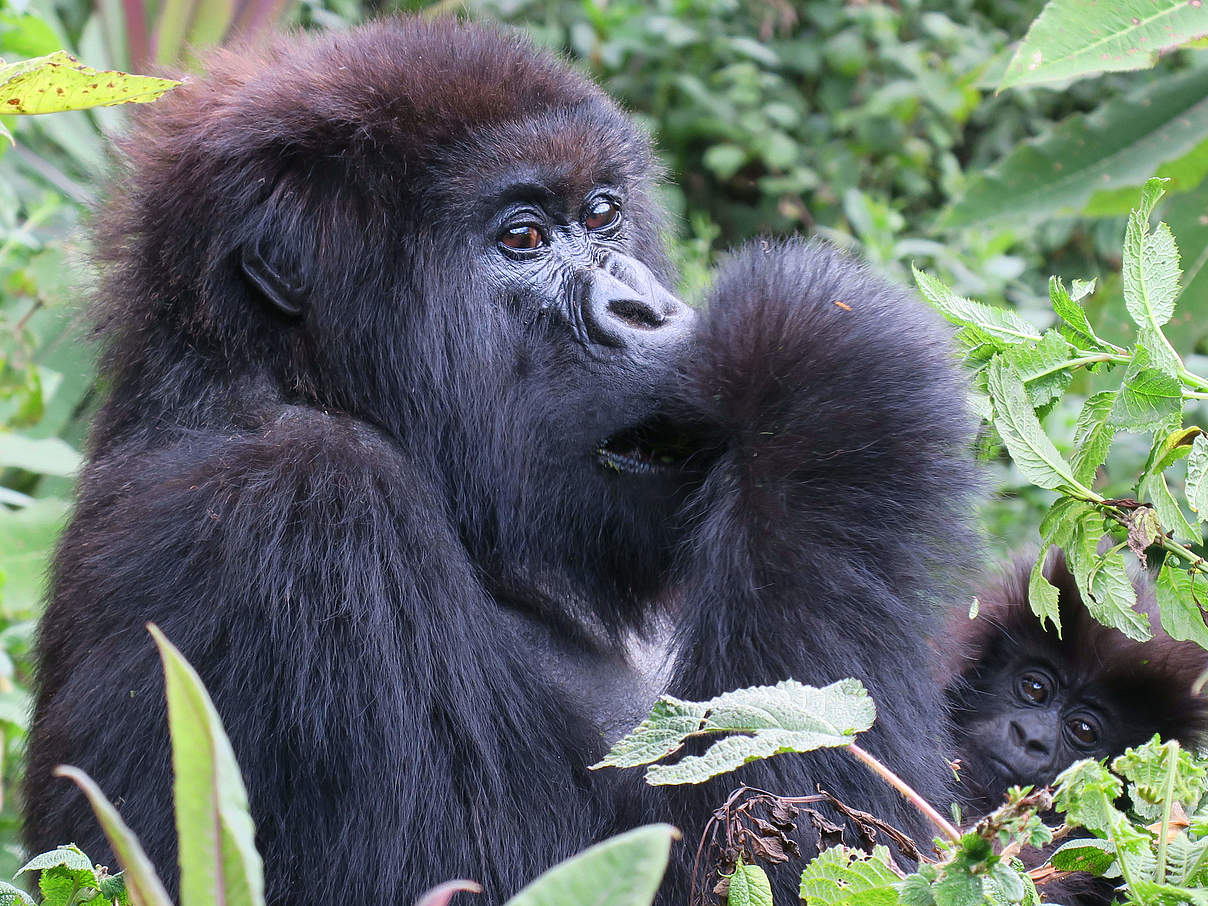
[0,51,178,115]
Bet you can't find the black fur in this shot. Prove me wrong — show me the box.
[26,20,979,905]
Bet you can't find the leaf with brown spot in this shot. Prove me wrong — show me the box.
[0,51,178,115]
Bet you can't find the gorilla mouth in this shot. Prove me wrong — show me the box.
[597,415,714,476]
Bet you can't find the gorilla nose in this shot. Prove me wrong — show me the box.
[581,255,692,350]
[1008,719,1053,762]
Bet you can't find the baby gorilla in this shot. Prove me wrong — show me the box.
[947,550,1208,814]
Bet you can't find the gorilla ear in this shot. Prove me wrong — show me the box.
[240,236,307,318]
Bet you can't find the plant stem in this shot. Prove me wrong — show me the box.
[1155,741,1179,883]
[847,743,961,843]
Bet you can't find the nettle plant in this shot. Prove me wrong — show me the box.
[917,177,1208,648]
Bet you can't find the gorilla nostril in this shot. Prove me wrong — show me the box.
[1008,721,1026,747]
[608,298,664,330]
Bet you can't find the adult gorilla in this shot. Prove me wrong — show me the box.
[26,19,978,905]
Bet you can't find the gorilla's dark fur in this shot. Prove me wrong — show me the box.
[26,20,979,904]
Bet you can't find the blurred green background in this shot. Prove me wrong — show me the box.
[2,0,1207,878]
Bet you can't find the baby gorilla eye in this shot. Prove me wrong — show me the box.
[1066,717,1099,748]
[1018,672,1050,705]
[585,198,620,232]
[499,225,545,251]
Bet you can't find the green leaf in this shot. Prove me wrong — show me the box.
[913,267,1041,346]
[1066,537,1151,642]
[1027,546,1062,633]
[799,846,900,906]
[149,625,265,906]
[52,766,174,906]
[1108,368,1182,431]
[985,358,1084,493]
[1000,0,1208,89]
[16,845,93,877]
[1124,216,1181,337]
[0,881,36,906]
[594,679,875,785]
[1048,838,1118,877]
[1186,434,1208,521]
[1070,391,1118,486]
[0,433,80,476]
[1114,737,1207,805]
[1050,276,1110,352]
[503,825,674,906]
[941,69,1208,227]
[1001,330,1075,408]
[1155,562,1208,650]
[0,51,179,114]
[727,859,773,906]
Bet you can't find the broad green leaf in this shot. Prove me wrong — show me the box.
[0,497,69,617]
[1054,759,1126,836]
[912,267,1041,346]
[0,51,178,114]
[941,69,1208,227]
[1001,0,1208,89]
[1001,330,1075,408]
[1155,562,1208,650]
[150,625,265,906]
[594,679,875,785]
[16,846,93,876]
[52,766,173,906]
[503,825,674,906]
[799,846,900,906]
[1108,368,1182,431]
[1048,839,1118,877]
[1186,434,1208,521]
[0,433,80,476]
[1070,391,1118,486]
[985,359,1083,493]
[1123,206,1181,337]
[727,859,773,906]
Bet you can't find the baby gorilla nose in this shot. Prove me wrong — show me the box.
[581,254,691,349]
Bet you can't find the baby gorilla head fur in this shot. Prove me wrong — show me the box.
[947,551,1208,814]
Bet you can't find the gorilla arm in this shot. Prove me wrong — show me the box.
[26,409,608,904]
[661,240,979,863]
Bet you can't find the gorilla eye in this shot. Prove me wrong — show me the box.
[1066,717,1100,748]
[585,198,620,232]
[1018,673,1050,705]
[499,225,545,252]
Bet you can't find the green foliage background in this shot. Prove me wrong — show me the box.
[2,0,1207,884]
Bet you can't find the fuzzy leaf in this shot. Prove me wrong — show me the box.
[1001,330,1075,408]
[913,268,1040,346]
[1186,434,1208,521]
[1066,531,1152,641]
[595,680,875,785]
[1028,546,1062,633]
[1070,391,1118,486]
[1109,368,1182,431]
[1050,276,1108,351]
[986,359,1082,493]
[0,882,36,906]
[798,846,900,906]
[1155,562,1208,650]
[1049,839,1118,877]
[727,859,773,906]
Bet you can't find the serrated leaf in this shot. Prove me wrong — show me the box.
[727,859,773,906]
[913,268,1040,346]
[942,71,1208,227]
[1165,832,1208,886]
[1186,434,1208,521]
[1070,278,1097,302]
[1124,215,1181,335]
[1050,276,1108,352]
[17,845,94,876]
[1109,367,1182,431]
[799,846,900,906]
[1028,546,1062,633]
[503,825,674,906]
[0,52,179,114]
[1071,391,1118,486]
[1156,562,1208,650]
[52,766,173,906]
[1000,0,1208,88]
[1001,330,1075,408]
[1048,838,1118,877]
[150,625,265,906]
[1114,737,1207,806]
[986,358,1083,493]
[0,881,36,906]
[595,680,875,785]
[1066,531,1152,641]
